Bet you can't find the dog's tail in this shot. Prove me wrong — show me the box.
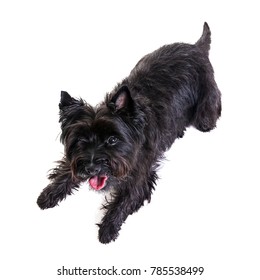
[195,22,211,56]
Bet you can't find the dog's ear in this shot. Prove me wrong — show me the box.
[59,91,84,110]
[108,86,133,112]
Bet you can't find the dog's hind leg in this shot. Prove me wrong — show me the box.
[192,69,221,132]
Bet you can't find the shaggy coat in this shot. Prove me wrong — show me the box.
[37,23,221,243]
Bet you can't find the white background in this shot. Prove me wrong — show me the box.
[1,0,259,279]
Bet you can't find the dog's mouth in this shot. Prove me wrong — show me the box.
[89,175,108,190]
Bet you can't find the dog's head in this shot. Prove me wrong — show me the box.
[59,87,145,190]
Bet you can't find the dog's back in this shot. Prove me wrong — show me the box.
[124,22,221,147]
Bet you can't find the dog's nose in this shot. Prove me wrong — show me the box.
[85,164,101,176]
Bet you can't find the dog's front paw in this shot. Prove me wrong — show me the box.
[37,190,59,210]
[98,223,120,244]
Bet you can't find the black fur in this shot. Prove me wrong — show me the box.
[37,23,221,243]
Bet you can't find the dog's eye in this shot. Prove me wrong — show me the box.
[106,136,118,146]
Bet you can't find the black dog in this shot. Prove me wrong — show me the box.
[37,22,221,243]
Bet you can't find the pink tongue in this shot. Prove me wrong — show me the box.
[89,176,108,190]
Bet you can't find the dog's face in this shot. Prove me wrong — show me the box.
[59,87,145,190]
